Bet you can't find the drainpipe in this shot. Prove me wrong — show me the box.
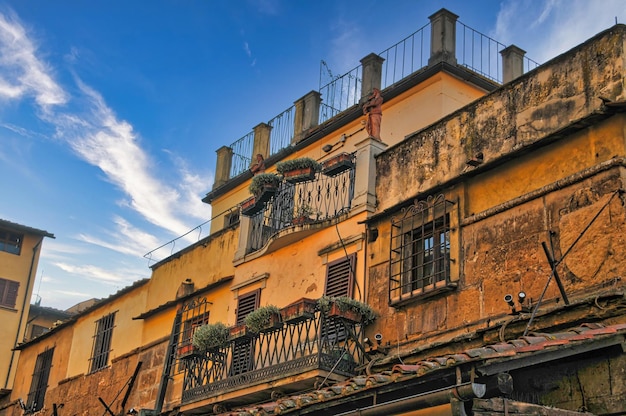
[336,382,485,416]
[4,238,42,389]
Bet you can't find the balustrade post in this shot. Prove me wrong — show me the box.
[293,91,321,144]
[501,45,526,83]
[360,53,385,99]
[428,8,458,66]
[352,137,388,214]
[252,123,272,164]
[214,146,233,189]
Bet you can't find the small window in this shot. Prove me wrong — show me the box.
[89,312,116,373]
[225,211,240,227]
[26,347,54,412]
[390,194,456,305]
[29,324,50,340]
[0,230,23,255]
[0,278,19,308]
[324,254,355,298]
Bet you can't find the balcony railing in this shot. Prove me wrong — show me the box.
[180,308,367,404]
[246,158,355,253]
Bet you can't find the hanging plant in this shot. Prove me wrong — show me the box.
[249,173,281,195]
[244,305,282,333]
[276,157,322,183]
[192,322,230,351]
[318,296,376,325]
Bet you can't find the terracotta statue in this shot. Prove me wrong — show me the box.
[250,153,266,175]
[363,88,383,140]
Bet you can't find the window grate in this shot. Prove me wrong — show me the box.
[26,347,54,412]
[390,194,453,304]
[89,312,116,373]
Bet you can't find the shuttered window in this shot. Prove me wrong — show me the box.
[26,347,54,412]
[0,278,19,308]
[236,290,260,324]
[324,254,355,298]
[231,290,260,376]
[89,312,116,373]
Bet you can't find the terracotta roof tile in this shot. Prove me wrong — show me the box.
[218,322,626,416]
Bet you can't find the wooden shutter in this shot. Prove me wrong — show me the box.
[0,278,19,308]
[324,254,356,298]
[236,290,260,324]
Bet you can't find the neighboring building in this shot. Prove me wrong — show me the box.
[3,9,626,416]
[23,303,73,343]
[0,219,53,397]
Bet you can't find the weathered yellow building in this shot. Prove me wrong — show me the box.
[0,219,53,397]
[3,10,626,416]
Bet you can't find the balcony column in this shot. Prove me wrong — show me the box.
[360,53,385,99]
[252,123,272,164]
[213,146,233,189]
[234,215,252,263]
[293,91,321,144]
[428,8,458,66]
[351,137,388,215]
[501,45,526,83]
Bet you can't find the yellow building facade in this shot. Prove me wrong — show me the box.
[0,219,53,396]
[3,10,626,416]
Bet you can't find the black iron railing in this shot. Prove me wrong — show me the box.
[180,310,367,403]
[247,161,355,253]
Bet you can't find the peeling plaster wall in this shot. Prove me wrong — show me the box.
[367,26,626,352]
[376,26,626,213]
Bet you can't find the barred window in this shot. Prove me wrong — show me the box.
[0,278,19,308]
[0,229,23,255]
[26,347,54,412]
[89,312,116,373]
[390,194,456,305]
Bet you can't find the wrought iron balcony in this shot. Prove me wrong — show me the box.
[246,156,355,254]
[179,304,367,407]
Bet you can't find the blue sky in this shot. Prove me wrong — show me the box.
[0,0,624,310]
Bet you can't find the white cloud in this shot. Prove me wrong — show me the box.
[76,216,163,257]
[495,0,626,63]
[54,261,143,285]
[0,11,67,107]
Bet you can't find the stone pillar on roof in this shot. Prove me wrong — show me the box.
[360,53,385,99]
[428,8,458,66]
[351,136,388,215]
[501,45,526,84]
[293,90,321,144]
[213,146,233,189]
[251,122,272,164]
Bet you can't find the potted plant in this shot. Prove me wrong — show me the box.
[292,204,318,225]
[244,305,282,333]
[281,298,317,324]
[241,195,263,216]
[276,157,322,184]
[322,153,354,176]
[192,322,230,352]
[317,296,376,325]
[229,323,255,340]
[249,173,281,203]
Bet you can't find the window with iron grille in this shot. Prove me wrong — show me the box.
[230,290,259,376]
[0,229,23,255]
[26,347,54,412]
[0,278,19,308]
[89,312,116,373]
[390,194,456,305]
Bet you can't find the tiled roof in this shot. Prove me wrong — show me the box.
[215,322,626,415]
